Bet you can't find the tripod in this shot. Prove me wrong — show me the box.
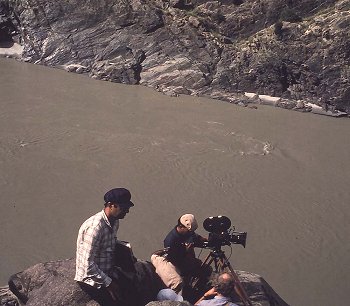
[190,247,253,306]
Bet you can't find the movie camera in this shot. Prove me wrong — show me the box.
[190,216,252,305]
[200,216,247,250]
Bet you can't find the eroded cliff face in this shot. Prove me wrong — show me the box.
[1,0,349,114]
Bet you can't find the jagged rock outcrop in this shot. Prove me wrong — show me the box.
[0,258,288,306]
[0,0,349,115]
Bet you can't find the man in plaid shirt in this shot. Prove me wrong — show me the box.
[75,187,135,305]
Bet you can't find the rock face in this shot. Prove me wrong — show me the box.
[1,259,163,306]
[0,0,349,115]
[0,258,289,306]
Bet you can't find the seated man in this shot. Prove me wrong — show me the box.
[74,187,138,306]
[151,214,207,294]
[195,272,238,306]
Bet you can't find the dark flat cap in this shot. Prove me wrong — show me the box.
[104,188,134,207]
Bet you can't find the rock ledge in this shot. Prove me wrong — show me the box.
[0,258,289,306]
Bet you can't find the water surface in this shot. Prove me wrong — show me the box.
[0,58,349,306]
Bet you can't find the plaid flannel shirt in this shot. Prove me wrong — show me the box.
[74,210,119,288]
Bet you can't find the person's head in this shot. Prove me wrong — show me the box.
[156,288,183,302]
[214,272,236,297]
[103,188,134,219]
[177,213,198,234]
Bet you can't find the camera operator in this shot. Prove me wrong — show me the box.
[151,214,208,295]
[195,272,238,306]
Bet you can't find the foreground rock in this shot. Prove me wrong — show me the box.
[1,258,162,306]
[1,0,348,115]
[0,258,288,306]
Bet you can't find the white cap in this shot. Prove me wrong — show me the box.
[180,214,198,231]
[157,288,183,301]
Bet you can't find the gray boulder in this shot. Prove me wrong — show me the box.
[2,258,162,306]
[0,258,289,306]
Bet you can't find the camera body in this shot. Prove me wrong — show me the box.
[202,216,247,249]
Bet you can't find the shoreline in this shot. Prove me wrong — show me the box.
[0,42,23,58]
[0,44,348,118]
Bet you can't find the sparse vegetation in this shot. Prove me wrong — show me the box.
[279,7,302,22]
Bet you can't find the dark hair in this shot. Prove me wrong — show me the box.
[215,273,235,297]
[104,202,118,208]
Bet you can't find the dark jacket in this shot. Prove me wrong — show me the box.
[163,227,201,268]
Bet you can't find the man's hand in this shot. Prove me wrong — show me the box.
[203,287,217,298]
[184,242,194,250]
[106,280,120,301]
[194,286,217,305]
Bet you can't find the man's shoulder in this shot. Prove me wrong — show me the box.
[165,227,177,237]
[198,301,237,306]
[197,296,237,306]
[80,210,105,229]
[164,227,179,244]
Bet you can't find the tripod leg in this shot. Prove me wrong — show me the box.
[218,257,253,306]
[190,253,213,288]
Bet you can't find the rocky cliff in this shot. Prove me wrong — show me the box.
[0,0,349,115]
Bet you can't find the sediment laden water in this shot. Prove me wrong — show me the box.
[0,58,349,306]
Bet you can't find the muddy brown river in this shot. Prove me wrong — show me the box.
[0,58,349,306]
